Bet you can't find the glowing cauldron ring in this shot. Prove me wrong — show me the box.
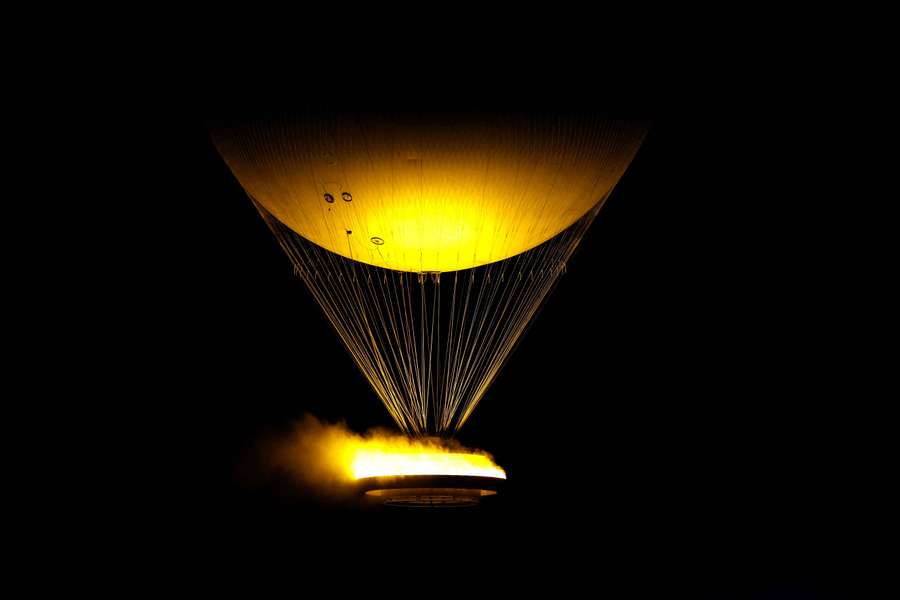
[357,474,505,508]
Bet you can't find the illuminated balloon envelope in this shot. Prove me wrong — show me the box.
[212,114,648,434]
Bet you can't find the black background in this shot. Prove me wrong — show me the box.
[119,66,879,597]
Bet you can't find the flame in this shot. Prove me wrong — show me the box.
[263,415,505,493]
[343,434,506,480]
[351,446,506,480]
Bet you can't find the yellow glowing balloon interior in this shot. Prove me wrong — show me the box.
[350,449,507,480]
[213,116,647,273]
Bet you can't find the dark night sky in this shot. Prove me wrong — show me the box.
[116,66,880,596]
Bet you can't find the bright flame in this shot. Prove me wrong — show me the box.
[263,415,505,493]
[351,448,506,480]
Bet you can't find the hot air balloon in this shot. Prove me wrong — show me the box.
[212,113,647,442]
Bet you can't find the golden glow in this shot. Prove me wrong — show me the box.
[284,417,504,481]
[351,448,506,480]
[340,434,505,480]
[213,116,647,272]
[269,415,506,492]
